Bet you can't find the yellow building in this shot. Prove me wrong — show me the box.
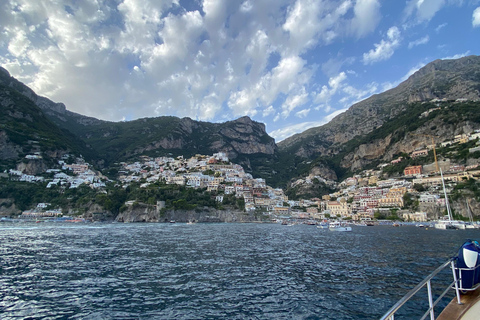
[327,201,351,217]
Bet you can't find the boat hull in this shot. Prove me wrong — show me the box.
[329,226,352,232]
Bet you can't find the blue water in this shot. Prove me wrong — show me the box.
[1,222,479,319]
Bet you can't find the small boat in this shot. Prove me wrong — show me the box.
[392,222,400,227]
[316,222,329,229]
[328,221,352,232]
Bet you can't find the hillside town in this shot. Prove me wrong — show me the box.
[3,127,480,223]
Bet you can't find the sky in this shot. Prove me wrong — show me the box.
[1,1,480,142]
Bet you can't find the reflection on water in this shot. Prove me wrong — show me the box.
[0,222,478,319]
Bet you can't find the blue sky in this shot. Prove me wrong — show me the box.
[1,0,479,142]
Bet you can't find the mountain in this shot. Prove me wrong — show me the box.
[64,115,277,166]
[2,55,480,192]
[279,55,480,155]
[0,66,276,171]
[271,55,480,195]
[0,68,96,173]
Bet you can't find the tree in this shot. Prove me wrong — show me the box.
[413,184,426,192]
[403,193,414,209]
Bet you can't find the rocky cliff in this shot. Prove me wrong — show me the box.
[279,55,480,155]
[0,71,95,171]
[0,65,277,170]
[268,55,480,192]
[0,66,104,127]
[115,204,265,223]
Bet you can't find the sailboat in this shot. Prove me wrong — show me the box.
[434,169,463,230]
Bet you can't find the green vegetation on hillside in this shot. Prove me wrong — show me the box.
[313,101,480,180]
[0,177,245,217]
[0,83,96,170]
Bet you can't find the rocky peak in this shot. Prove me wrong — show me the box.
[279,55,480,153]
[0,66,10,77]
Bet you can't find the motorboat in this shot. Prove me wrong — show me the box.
[328,221,352,232]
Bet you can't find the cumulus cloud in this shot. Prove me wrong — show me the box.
[363,26,401,65]
[474,7,480,27]
[0,0,384,124]
[0,0,473,142]
[350,0,382,38]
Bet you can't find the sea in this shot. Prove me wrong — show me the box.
[1,222,479,320]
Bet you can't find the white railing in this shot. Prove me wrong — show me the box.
[379,258,463,320]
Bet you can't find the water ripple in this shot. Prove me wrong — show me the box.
[0,223,476,319]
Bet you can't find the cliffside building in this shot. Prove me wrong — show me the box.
[404,166,422,176]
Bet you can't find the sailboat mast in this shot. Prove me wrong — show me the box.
[440,169,453,221]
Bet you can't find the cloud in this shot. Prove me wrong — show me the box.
[0,0,473,143]
[280,87,309,118]
[263,105,275,117]
[408,35,429,49]
[314,72,347,104]
[269,120,324,142]
[295,108,311,118]
[435,23,447,33]
[363,26,401,65]
[474,7,480,27]
[442,51,470,60]
[350,0,382,38]
[341,82,378,104]
[269,108,348,142]
[283,0,324,53]
[321,56,356,78]
[227,55,311,118]
[405,0,446,22]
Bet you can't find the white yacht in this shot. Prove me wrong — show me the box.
[328,221,352,232]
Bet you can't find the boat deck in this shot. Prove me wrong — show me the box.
[437,287,480,320]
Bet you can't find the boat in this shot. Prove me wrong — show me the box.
[392,222,400,227]
[380,240,480,320]
[316,220,329,229]
[435,217,458,229]
[434,169,464,230]
[328,221,352,232]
